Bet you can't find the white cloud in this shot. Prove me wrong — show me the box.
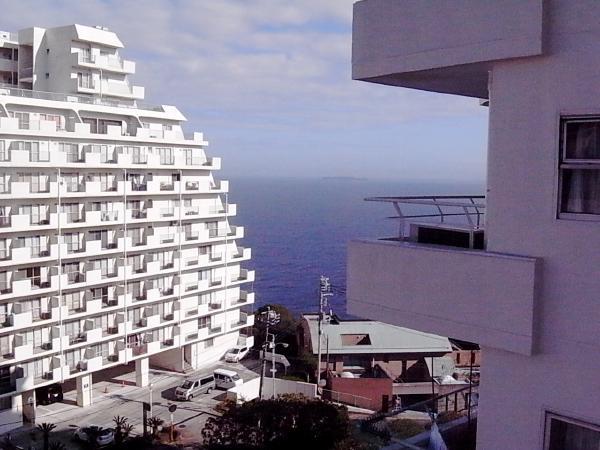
[1,0,487,178]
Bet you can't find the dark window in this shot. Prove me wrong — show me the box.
[559,118,600,216]
[546,413,600,450]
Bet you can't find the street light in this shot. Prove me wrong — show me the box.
[148,382,153,417]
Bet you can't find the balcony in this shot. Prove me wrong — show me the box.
[66,271,85,285]
[347,196,540,355]
[0,85,161,111]
[73,51,135,74]
[352,0,544,98]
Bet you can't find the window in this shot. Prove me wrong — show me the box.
[98,173,115,191]
[559,118,600,216]
[0,239,6,259]
[83,118,121,135]
[77,72,94,89]
[0,272,8,292]
[39,113,62,130]
[198,316,209,328]
[205,338,214,348]
[19,172,48,193]
[91,258,113,278]
[157,147,174,165]
[91,286,109,304]
[20,204,47,225]
[63,292,82,312]
[62,173,80,192]
[545,413,600,450]
[91,144,113,163]
[10,111,30,129]
[0,140,8,161]
[13,141,46,162]
[64,232,81,253]
[0,174,7,194]
[59,142,80,162]
[18,236,42,257]
[62,203,80,223]
[26,266,41,287]
[125,146,146,164]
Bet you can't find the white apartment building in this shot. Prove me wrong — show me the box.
[0,25,254,432]
[349,1,600,449]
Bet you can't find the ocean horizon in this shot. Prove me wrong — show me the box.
[228,176,485,317]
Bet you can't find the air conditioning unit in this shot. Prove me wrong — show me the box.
[409,222,484,250]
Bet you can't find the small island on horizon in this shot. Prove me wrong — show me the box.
[321,176,368,182]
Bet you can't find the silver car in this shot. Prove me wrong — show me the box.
[175,374,215,400]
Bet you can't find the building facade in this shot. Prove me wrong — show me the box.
[349,1,600,449]
[0,25,254,432]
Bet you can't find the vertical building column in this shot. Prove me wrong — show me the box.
[11,393,24,428]
[76,373,93,407]
[136,357,149,387]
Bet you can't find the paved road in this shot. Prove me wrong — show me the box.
[7,360,260,448]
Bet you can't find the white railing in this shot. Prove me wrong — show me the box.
[0,84,161,111]
[366,195,485,239]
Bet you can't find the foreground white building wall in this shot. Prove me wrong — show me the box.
[349,1,600,449]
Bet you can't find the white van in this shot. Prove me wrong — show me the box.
[213,368,243,390]
[175,374,215,400]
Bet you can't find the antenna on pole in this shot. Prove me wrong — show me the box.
[316,275,333,387]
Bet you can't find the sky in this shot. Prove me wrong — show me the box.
[2,0,489,182]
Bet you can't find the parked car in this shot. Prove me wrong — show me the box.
[224,345,250,363]
[35,384,63,405]
[214,368,243,390]
[73,426,114,447]
[175,374,215,400]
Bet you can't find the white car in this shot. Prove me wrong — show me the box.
[224,345,249,363]
[73,426,114,447]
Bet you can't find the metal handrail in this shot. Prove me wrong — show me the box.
[367,195,486,238]
[0,83,162,111]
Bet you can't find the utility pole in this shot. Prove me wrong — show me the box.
[316,276,332,387]
[258,306,280,399]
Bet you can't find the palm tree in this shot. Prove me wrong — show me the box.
[0,435,18,450]
[113,415,133,446]
[146,416,164,439]
[37,422,57,450]
[48,443,66,450]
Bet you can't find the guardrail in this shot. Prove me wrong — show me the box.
[0,83,162,111]
[367,195,485,239]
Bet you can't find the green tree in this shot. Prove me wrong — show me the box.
[37,422,57,450]
[202,394,350,450]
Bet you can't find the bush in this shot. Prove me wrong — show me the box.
[388,419,426,439]
[281,375,306,382]
[437,410,465,424]
[202,394,350,450]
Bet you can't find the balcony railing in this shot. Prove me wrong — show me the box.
[366,195,486,250]
[0,84,162,111]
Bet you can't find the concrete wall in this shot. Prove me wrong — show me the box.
[478,1,600,448]
[226,378,317,404]
[352,0,543,97]
[327,377,392,411]
[348,239,539,355]
[351,1,600,448]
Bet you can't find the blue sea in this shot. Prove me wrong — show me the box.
[229,177,484,317]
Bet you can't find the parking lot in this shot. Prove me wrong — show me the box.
[7,359,260,448]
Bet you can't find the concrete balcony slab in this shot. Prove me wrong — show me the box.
[347,239,540,355]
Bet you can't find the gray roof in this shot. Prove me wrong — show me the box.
[302,314,452,355]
